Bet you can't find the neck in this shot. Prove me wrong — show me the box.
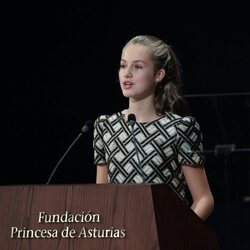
[125,97,159,123]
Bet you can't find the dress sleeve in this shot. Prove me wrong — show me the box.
[93,115,108,165]
[176,116,205,166]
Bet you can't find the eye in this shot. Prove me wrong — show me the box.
[120,64,126,69]
[134,65,143,69]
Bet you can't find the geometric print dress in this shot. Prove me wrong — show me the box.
[93,111,205,204]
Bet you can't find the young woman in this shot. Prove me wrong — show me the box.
[93,35,214,221]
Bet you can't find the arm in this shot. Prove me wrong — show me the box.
[182,165,214,221]
[96,164,109,184]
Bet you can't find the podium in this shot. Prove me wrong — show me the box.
[0,184,219,249]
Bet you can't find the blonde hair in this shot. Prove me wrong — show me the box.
[124,35,188,116]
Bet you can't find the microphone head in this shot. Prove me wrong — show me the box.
[81,120,94,133]
[128,113,136,127]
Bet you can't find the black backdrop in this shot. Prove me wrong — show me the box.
[5,1,250,249]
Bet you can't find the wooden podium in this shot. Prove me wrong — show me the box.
[0,184,219,249]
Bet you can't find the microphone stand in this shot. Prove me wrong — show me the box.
[214,144,235,250]
[46,120,93,184]
[192,144,250,250]
[130,125,146,183]
[128,113,146,183]
[46,133,82,184]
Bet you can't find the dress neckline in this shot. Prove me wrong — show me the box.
[119,111,166,125]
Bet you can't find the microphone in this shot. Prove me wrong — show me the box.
[127,113,146,183]
[128,113,136,127]
[46,120,93,184]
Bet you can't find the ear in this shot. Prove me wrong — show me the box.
[155,69,165,83]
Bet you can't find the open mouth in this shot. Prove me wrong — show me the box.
[123,81,134,89]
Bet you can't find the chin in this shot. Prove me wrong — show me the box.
[122,91,132,98]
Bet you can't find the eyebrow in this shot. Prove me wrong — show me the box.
[120,59,145,63]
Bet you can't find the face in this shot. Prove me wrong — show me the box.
[118,43,158,101]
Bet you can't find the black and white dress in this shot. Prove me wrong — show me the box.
[93,112,204,203]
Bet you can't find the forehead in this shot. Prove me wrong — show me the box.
[121,43,152,61]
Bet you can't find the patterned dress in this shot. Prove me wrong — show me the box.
[93,112,204,203]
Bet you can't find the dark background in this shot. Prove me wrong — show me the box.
[4,1,250,249]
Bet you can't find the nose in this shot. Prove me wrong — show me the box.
[124,66,132,78]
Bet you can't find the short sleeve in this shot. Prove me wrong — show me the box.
[93,115,108,165]
[176,116,205,166]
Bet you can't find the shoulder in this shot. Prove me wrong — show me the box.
[174,115,203,142]
[177,116,201,131]
[164,113,202,133]
[94,112,124,127]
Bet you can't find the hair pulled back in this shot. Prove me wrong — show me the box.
[124,35,188,116]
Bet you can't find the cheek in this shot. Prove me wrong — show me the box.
[118,71,122,81]
[139,73,155,85]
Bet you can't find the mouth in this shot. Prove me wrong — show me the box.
[122,81,134,89]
